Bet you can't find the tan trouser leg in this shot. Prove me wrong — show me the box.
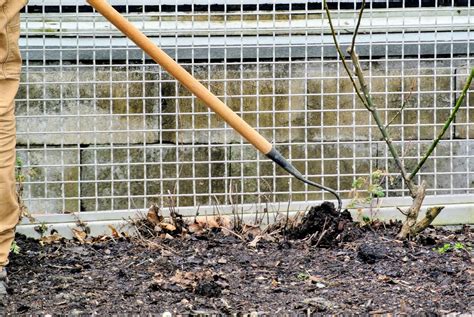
[0,0,27,266]
[0,79,19,266]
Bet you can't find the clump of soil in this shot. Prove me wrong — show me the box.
[4,203,473,315]
[357,243,390,264]
[289,202,361,247]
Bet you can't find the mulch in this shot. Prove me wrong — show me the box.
[4,203,473,315]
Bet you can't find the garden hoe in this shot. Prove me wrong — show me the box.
[87,0,342,212]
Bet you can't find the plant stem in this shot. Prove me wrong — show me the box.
[349,49,374,111]
[325,3,416,196]
[323,0,366,107]
[386,79,416,129]
[349,0,366,56]
[397,181,427,239]
[349,49,416,195]
[370,104,416,194]
[409,68,474,180]
[413,206,444,235]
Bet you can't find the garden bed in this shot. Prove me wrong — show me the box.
[5,204,473,315]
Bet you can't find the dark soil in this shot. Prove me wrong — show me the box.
[289,201,360,246]
[4,205,473,315]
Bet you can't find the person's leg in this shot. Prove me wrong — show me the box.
[0,79,20,268]
[0,0,28,272]
[0,0,27,308]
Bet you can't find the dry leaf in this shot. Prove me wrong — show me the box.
[188,222,205,234]
[108,225,121,238]
[248,235,263,248]
[202,217,220,229]
[169,270,216,290]
[308,275,327,284]
[39,233,63,245]
[72,228,87,243]
[147,204,163,225]
[242,224,262,237]
[216,216,231,229]
[170,270,195,288]
[377,275,391,282]
[160,223,177,232]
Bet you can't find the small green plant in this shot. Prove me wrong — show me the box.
[349,170,392,224]
[436,242,468,254]
[10,241,21,255]
[15,157,25,183]
[349,170,390,207]
[34,222,49,238]
[436,243,452,254]
[296,272,310,281]
[15,157,37,223]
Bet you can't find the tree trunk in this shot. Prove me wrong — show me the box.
[397,181,427,239]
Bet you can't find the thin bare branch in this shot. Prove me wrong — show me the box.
[325,1,416,195]
[220,226,244,241]
[396,207,409,216]
[348,49,375,111]
[386,79,416,129]
[348,50,416,195]
[349,0,366,56]
[409,68,474,180]
[323,0,366,107]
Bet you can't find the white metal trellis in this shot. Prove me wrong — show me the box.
[15,1,473,222]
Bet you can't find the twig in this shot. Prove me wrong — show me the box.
[349,50,415,196]
[349,0,366,56]
[323,0,366,107]
[396,207,409,217]
[284,199,291,234]
[386,79,416,129]
[220,226,244,241]
[48,264,77,270]
[325,2,415,195]
[314,217,329,247]
[409,68,474,180]
[142,239,180,255]
[314,229,328,247]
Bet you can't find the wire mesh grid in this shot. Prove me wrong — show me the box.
[15,0,473,214]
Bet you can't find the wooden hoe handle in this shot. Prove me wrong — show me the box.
[86,0,343,211]
[86,0,273,155]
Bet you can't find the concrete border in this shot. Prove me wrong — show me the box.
[17,194,474,239]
